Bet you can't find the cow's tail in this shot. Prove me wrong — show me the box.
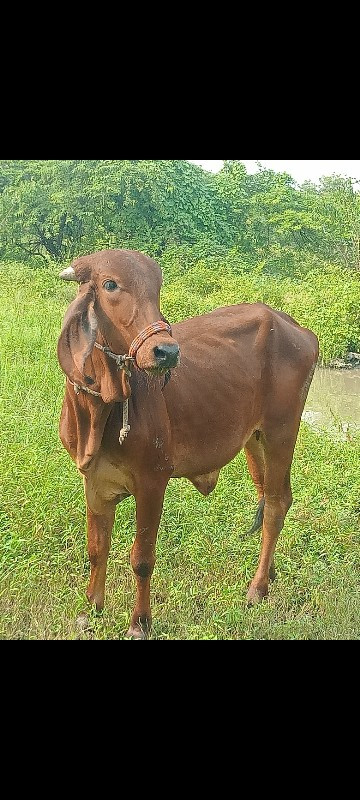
[243,497,265,536]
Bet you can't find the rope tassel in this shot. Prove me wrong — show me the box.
[119,399,130,445]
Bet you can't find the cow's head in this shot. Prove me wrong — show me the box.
[57,249,180,402]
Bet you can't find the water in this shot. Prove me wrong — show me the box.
[302,367,360,437]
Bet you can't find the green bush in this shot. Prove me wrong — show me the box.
[161,257,360,364]
[281,265,360,362]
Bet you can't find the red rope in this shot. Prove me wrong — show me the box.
[128,320,172,361]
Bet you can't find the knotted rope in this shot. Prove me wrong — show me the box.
[68,379,130,444]
[68,320,172,446]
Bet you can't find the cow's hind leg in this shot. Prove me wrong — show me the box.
[126,480,168,640]
[244,433,275,581]
[244,432,265,503]
[246,427,295,605]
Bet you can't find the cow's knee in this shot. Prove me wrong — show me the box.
[131,560,155,578]
[282,489,293,516]
[131,557,155,579]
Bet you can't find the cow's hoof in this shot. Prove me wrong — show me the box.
[75,612,91,633]
[246,584,268,606]
[85,591,104,612]
[125,621,150,640]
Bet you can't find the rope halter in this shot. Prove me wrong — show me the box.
[128,320,172,361]
[68,320,173,445]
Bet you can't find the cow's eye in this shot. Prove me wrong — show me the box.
[103,280,118,291]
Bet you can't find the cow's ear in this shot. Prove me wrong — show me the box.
[57,284,98,382]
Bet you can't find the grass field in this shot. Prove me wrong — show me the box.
[1,264,359,640]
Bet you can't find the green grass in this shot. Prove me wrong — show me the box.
[1,263,359,640]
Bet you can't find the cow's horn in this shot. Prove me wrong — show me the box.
[59,266,77,281]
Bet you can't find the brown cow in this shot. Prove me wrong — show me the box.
[57,249,319,639]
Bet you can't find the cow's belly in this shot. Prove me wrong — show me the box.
[171,420,254,479]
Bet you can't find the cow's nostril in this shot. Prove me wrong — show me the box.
[153,343,180,367]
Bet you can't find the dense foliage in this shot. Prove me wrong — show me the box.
[2,158,360,268]
[0,159,359,361]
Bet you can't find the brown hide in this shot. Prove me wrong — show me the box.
[57,249,319,638]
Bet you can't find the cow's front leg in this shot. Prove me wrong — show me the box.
[126,480,167,640]
[86,504,115,611]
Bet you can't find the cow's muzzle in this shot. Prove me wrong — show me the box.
[153,343,180,369]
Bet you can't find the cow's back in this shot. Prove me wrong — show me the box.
[164,303,318,477]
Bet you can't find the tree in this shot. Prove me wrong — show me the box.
[300,175,360,270]
[0,160,233,263]
[0,160,97,262]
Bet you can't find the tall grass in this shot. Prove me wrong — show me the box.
[0,263,359,639]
